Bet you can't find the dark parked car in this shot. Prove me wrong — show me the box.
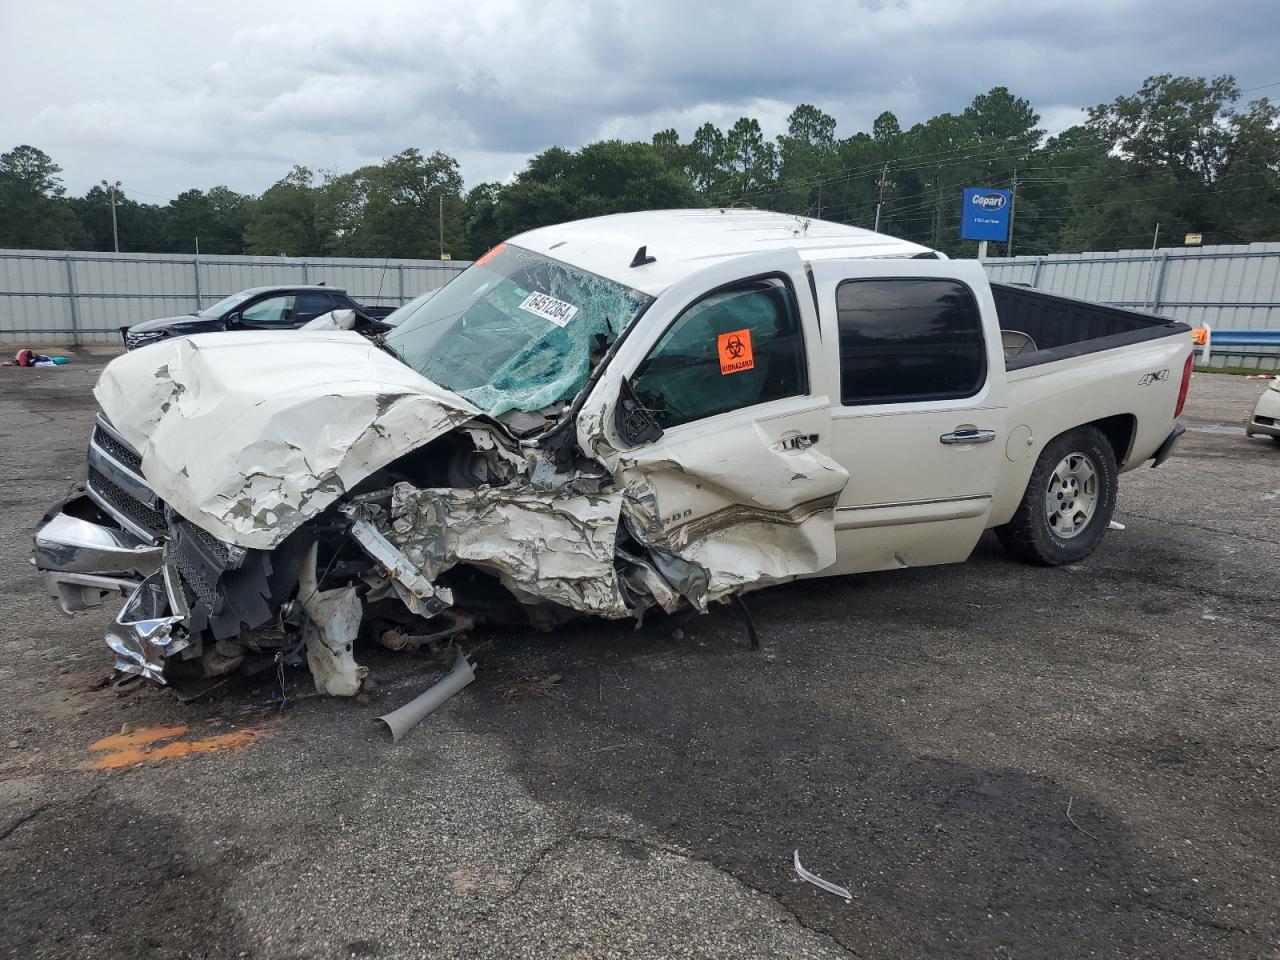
[120,285,396,349]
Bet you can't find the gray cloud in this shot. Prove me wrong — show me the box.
[1,0,1276,200]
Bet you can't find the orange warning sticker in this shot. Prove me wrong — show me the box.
[718,328,755,375]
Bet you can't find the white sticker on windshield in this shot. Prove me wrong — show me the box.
[519,292,579,327]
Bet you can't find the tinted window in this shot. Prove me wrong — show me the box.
[631,278,807,429]
[836,278,985,405]
[294,291,334,321]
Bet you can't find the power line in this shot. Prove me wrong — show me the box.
[708,135,1036,206]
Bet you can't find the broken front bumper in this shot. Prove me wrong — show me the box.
[104,569,191,682]
[33,494,164,613]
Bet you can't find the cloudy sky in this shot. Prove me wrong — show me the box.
[2,0,1277,201]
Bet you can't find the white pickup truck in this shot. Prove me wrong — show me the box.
[33,210,1192,695]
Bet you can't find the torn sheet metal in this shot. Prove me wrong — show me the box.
[578,381,850,607]
[93,331,479,551]
[347,517,453,617]
[105,570,190,683]
[619,461,844,608]
[382,482,632,618]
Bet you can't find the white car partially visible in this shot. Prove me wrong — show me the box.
[1246,379,1280,441]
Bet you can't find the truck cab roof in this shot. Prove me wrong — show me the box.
[509,208,937,296]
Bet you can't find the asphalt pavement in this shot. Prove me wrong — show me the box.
[0,357,1276,959]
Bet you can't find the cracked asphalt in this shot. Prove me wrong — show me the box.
[1,356,1277,959]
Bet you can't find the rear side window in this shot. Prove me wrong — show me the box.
[294,291,335,321]
[630,278,807,429]
[836,278,985,405]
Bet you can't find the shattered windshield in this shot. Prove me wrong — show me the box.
[383,244,653,417]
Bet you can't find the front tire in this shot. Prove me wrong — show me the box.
[996,425,1118,566]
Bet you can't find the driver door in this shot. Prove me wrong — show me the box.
[591,252,849,603]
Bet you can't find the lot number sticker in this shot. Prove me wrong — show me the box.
[519,292,579,327]
[717,328,755,375]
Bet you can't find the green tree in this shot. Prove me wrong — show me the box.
[70,185,166,252]
[687,123,729,197]
[243,166,328,256]
[723,117,778,199]
[0,145,89,249]
[1220,97,1280,242]
[1088,74,1239,185]
[323,149,465,259]
[492,140,701,238]
[464,182,505,258]
[775,105,840,215]
[164,186,251,253]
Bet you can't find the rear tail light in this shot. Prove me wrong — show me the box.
[1174,353,1193,418]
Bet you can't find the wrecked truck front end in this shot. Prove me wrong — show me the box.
[33,237,850,696]
[31,246,673,694]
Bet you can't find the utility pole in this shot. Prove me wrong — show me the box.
[101,180,121,253]
[438,194,445,260]
[873,163,888,232]
[1006,169,1018,258]
[816,184,822,220]
[1144,222,1162,307]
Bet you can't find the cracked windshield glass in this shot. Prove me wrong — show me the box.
[384,244,653,417]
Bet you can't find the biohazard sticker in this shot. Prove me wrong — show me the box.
[519,292,579,327]
[718,328,755,375]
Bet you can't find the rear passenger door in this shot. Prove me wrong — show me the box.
[293,291,336,325]
[808,259,1008,574]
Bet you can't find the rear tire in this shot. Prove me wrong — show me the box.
[996,425,1118,566]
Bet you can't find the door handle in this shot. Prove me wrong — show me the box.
[774,433,819,452]
[940,428,996,445]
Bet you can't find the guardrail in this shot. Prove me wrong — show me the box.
[1193,325,1280,365]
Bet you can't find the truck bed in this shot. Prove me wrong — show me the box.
[992,282,1190,370]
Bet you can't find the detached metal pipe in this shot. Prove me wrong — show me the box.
[376,647,475,742]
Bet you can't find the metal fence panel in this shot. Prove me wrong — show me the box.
[984,241,1280,369]
[9,242,1280,366]
[0,249,470,346]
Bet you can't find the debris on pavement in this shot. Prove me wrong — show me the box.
[376,647,476,742]
[793,850,852,901]
[1108,520,1126,530]
[497,673,565,701]
[6,348,70,367]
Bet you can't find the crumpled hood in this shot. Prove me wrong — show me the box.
[95,330,480,549]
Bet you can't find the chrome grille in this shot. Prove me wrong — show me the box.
[92,424,143,473]
[181,519,234,566]
[87,465,167,538]
[171,542,219,607]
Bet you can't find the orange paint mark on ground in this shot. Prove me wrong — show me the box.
[89,724,190,753]
[88,724,269,771]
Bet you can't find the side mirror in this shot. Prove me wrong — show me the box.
[614,377,664,447]
[225,311,242,327]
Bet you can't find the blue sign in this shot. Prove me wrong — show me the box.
[960,187,1012,242]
